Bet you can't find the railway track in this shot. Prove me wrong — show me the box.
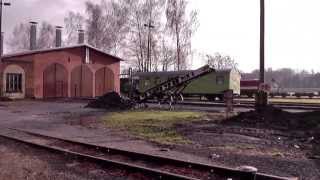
[173,101,320,111]
[0,128,297,180]
[180,98,320,108]
[235,100,320,107]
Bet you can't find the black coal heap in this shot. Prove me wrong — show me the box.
[86,92,135,110]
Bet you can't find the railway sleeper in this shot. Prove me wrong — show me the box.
[1,128,297,180]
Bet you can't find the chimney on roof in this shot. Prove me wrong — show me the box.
[30,22,38,50]
[1,32,3,55]
[55,26,62,47]
[78,30,85,44]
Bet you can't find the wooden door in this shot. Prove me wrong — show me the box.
[43,63,68,98]
[71,65,93,97]
[95,67,114,97]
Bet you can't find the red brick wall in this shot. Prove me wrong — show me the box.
[43,63,68,98]
[34,46,120,98]
[1,46,121,99]
[95,67,115,96]
[33,48,84,98]
[0,55,35,98]
[89,50,120,94]
[70,65,93,97]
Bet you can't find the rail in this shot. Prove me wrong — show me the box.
[0,128,297,180]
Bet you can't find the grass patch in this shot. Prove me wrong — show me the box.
[103,110,204,144]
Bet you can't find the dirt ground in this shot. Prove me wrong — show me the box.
[75,108,320,179]
[174,107,320,180]
[0,100,319,180]
[95,109,320,180]
[174,120,320,180]
[0,137,134,180]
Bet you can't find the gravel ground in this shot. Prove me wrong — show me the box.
[0,100,318,180]
[172,115,320,180]
[0,137,132,180]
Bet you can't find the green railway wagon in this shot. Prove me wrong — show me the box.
[133,69,240,101]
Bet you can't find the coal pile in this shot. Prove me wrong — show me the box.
[86,92,135,110]
[226,105,320,131]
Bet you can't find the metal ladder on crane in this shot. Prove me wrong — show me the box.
[135,65,215,104]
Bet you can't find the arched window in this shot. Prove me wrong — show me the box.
[3,65,25,94]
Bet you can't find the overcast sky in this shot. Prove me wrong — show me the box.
[2,0,320,72]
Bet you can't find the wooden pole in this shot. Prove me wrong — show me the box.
[260,0,265,84]
[256,0,268,107]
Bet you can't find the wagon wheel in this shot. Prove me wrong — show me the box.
[179,93,184,102]
[169,95,174,110]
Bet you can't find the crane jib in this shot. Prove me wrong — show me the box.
[136,65,215,103]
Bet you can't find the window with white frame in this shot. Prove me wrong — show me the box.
[6,73,22,93]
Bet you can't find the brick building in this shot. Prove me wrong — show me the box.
[0,23,122,99]
[0,22,123,99]
[0,44,121,99]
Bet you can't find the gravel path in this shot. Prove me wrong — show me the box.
[0,137,127,180]
[0,100,318,180]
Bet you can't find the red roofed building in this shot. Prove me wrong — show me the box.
[0,44,121,99]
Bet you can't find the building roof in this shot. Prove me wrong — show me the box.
[2,44,124,61]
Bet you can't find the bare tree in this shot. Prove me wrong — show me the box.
[205,53,239,71]
[7,23,30,52]
[8,0,199,72]
[159,38,175,71]
[103,0,131,55]
[129,1,149,72]
[166,0,198,70]
[64,11,85,45]
[85,0,130,55]
[243,68,320,89]
[62,0,198,72]
[86,1,105,49]
[37,22,55,49]
[125,0,166,72]
[7,21,56,53]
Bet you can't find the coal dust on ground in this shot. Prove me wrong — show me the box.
[226,105,320,156]
[86,92,135,110]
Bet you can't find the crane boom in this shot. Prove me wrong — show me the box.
[136,65,215,103]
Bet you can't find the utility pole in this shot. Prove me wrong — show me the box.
[256,0,268,107]
[260,0,265,84]
[0,0,11,61]
[144,21,154,72]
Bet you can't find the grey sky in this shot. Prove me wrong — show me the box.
[2,0,320,72]
[3,0,86,32]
